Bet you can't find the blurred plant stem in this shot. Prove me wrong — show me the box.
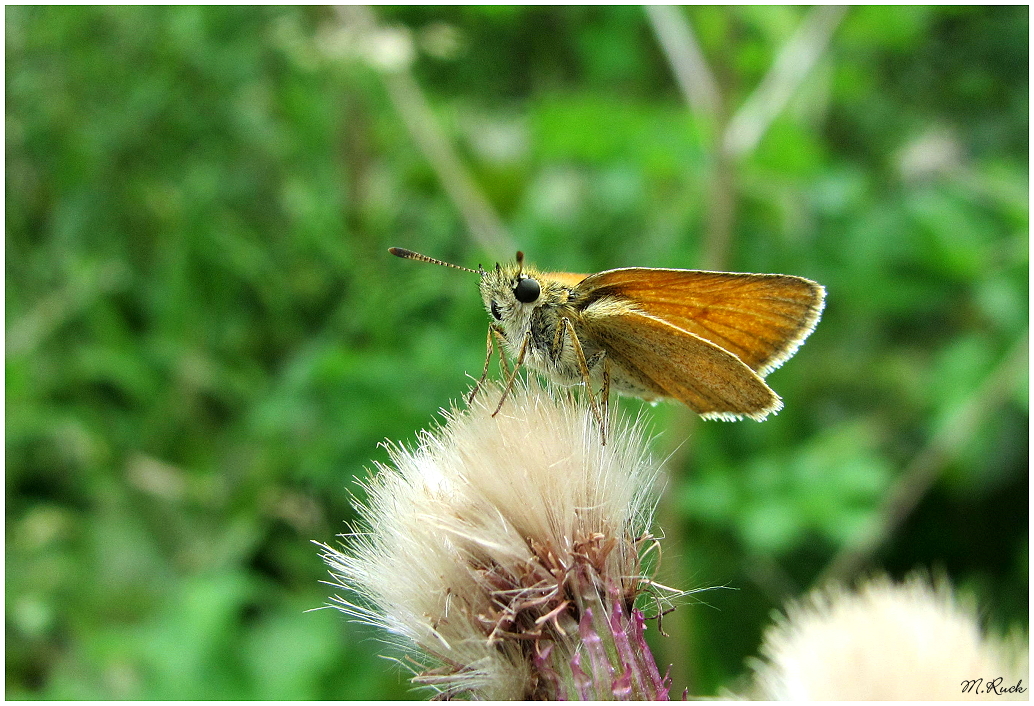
[818,332,1030,585]
[723,5,847,159]
[644,5,720,127]
[336,5,514,259]
[647,6,846,695]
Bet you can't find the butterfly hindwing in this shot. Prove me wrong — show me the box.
[579,308,782,420]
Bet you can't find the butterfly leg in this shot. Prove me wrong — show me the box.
[493,325,512,377]
[468,325,512,405]
[561,317,607,444]
[492,330,530,417]
[469,325,499,404]
[550,315,567,357]
[585,350,609,444]
[547,317,579,406]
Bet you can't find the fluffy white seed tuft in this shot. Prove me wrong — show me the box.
[317,381,663,699]
[748,576,1029,700]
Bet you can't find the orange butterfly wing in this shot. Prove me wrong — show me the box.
[544,271,589,288]
[574,268,825,375]
[579,309,781,420]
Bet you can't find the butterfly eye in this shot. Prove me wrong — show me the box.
[490,300,502,320]
[513,277,540,304]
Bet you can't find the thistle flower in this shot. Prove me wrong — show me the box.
[317,382,673,700]
[747,577,1029,700]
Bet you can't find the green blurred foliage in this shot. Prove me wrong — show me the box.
[6,5,1027,699]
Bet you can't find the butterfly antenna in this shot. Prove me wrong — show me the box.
[515,251,525,277]
[388,247,480,274]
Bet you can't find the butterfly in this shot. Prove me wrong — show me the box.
[390,247,825,429]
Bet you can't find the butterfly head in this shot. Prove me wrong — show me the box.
[388,247,553,341]
[479,251,550,334]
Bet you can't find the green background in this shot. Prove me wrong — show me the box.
[6,6,1027,699]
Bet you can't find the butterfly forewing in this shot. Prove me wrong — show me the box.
[581,310,781,420]
[543,271,589,288]
[575,268,825,375]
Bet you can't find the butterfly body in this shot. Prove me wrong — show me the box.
[480,263,658,399]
